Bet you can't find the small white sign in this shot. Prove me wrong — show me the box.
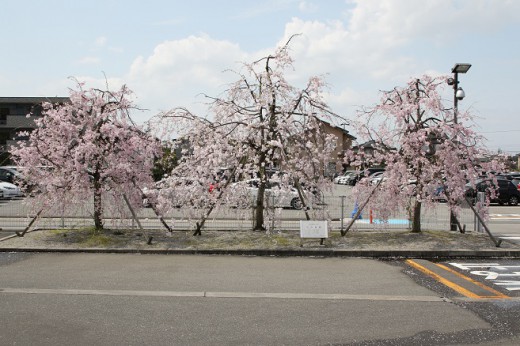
[300,220,328,238]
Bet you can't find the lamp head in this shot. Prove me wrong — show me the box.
[456,87,465,100]
[452,63,472,74]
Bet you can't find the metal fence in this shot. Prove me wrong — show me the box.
[0,194,479,233]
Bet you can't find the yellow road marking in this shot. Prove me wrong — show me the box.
[405,259,508,299]
[434,263,509,299]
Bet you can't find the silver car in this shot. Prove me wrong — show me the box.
[231,179,303,209]
[0,181,23,198]
[334,171,357,185]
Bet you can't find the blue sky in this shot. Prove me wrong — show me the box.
[2,0,520,153]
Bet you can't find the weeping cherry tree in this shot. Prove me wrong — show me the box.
[12,82,161,230]
[153,38,344,233]
[345,76,503,233]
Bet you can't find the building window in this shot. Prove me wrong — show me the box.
[0,108,9,125]
[0,131,9,145]
[31,104,43,117]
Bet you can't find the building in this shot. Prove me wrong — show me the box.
[318,119,356,176]
[0,97,69,164]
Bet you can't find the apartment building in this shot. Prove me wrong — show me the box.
[0,97,69,163]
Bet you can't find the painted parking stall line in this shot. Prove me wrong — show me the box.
[433,263,507,297]
[406,259,509,299]
[449,263,520,292]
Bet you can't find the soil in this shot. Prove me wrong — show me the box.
[1,227,517,252]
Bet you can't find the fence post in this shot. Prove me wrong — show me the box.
[271,194,275,232]
[476,191,486,233]
[340,195,345,234]
[251,195,255,230]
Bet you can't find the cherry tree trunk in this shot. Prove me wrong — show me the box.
[411,199,422,233]
[92,171,104,230]
[254,183,266,231]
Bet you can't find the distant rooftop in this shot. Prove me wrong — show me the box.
[0,97,69,104]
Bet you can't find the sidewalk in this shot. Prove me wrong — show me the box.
[1,226,520,258]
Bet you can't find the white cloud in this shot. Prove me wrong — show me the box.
[324,87,368,110]
[129,34,246,85]
[126,34,249,120]
[98,0,520,137]
[270,0,520,120]
[347,0,520,44]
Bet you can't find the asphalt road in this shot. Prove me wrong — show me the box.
[1,254,520,345]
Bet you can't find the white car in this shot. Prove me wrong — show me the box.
[231,179,303,209]
[0,181,23,198]
[334,171,357,185]
[369,171,386,185]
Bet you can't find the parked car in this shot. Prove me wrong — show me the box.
[142,178,203,208]
[0,181,23,199]
[0,166,46,193]
[346,168,385,186]
[465,178,520,206]
[512,178,520,191]
[231,179,303,209]
[498,172,520,181]
[334,171,357,185]
[369,171,386,185]
[0,167,22,184]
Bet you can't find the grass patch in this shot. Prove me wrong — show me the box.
[271,235,292,247]
[45,226,120,247]
[82,234,113,247]
[22,227,501,251]
[422,230,457,238]
[48,229,69,236]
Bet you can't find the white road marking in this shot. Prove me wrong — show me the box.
[450,262,520,292]
[490,214,520,220]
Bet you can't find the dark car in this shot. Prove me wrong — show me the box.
[498,172,520,181]
[465,178,520,206]
[512,178,520,191]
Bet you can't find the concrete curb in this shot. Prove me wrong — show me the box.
[2,247,520,259]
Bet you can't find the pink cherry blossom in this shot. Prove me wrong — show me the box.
[11,81,161,230]
[345,76,504,232]
[151,37,346,233]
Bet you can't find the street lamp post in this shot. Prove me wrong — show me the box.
[447,63,471,124]
[447,63,471,231]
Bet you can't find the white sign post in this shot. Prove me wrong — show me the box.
[300,220,328,246]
